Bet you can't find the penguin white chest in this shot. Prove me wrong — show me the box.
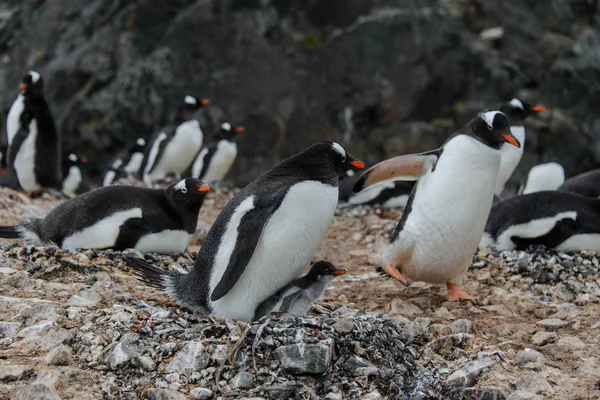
[203,141,238,183]
[385,136,501,284]
[210,181,338,321]
[62,166,82,195]
[123,152,144,175]
[6,95,24,145]
[495,126,525,195]
[14,120,40,192]
[151,121,203,178]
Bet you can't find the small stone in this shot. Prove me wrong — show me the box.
[332,319,354,334]
[427,324,452,336]
[557,336,586,351]
[450,319,473,334]
[324,393,342,400]
[165,342,209,376]
[191,387,213,400]
[275,338,334,375]
[230,370,254,389]
[507,390,543,400]
[0,321,22,338]
[165,372,180,383]
[342,356,380,377]
[362,390,382,400]
[433,307,456,320]
[444,359,495,388]
[591,321,600,329]
[536,319,569,329]
[66,289,102,307]
[427,334,474,357]
[44,344,73,366]
[145,388,187,400]
[515,349,545,367]
[14,383,61,400]
[0,365,33,382]
[1,270,31,288]
[531,331,558,346]
[103,334,140,370]
[461,387,507,399]
[514,371,552,394]
[575,294,591,305]
[579,358,600,377]
[388,299,422,317]
[134,356,156,371]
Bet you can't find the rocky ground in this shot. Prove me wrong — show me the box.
[0,186,599,400]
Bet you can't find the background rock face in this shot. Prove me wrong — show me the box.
[0,0,599,186]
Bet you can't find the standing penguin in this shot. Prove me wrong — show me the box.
[495,98,546,196]
[0,178,210,253]
[353,110,520,303]
[125,141,365,321]
[143,96,209,185]
[480,191,600,252]
[253,261,346,320]
[103,137,147,186]
[62,153,90,196]
[191,122,244,184]
[7,71,62,195]
[6,81,26,146]
[519,162,565,195]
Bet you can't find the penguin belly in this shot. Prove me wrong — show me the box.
[202,141,237,183]
[6,95,24,145]
[62,208,142,250]
[191,148,209,179]
[14,121,40,192]
[495,126,525,195]
[62,166,82,196]
[134,230,192,254]
[147,121,203,181]
[385,137,500,285]
[123,152,144,175]
[210,181,338,321]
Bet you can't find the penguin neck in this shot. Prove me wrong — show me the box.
[173,109,198,126]
[277,156,338,186]
[165,194,203,233]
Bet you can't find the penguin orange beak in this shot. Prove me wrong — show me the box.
[197,185,211,192]
[531,105,547,112]
[1,167,6,176]
[19,83,27,92]
[200,98,210,106]
[80,156,89,164]
[332,268,347,276]
[349,160,365,169]
[501,133,521,148]
[234,126,245,133]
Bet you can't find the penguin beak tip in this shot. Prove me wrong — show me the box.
[197,185,211,193]
[501,133,521,148]
[532,105,547,112]
[234,126,245,133]
[80,157,89,164]
[200,98,210,106]
[332,269,347,276]
[349,160,365,169]
[19,83,27,92]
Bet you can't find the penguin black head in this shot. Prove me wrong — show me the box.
[166,178,211,212]
[130,138,146,154]
[217,122,245,141]
[500,98,546,125]
[307,261,346,281]
[66,153,88,167]
[19,71,44,97]
[183,95,210,111]
[464,110,521,150]
[311,141,365,178]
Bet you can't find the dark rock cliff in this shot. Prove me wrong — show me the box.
[0,0,598,187]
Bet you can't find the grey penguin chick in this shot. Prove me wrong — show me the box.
[353,110,520,304]
[253,260,346,321]
[0,178,210,253]
[124,141,365,321]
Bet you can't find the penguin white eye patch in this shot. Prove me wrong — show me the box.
[174,180,188,192]
[332,142,346,157]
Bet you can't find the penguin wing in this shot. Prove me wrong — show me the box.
[145,134,170,175]
[353,148,441,193]
[279,289,304,311]
[210,187,289,302]
[113,218,154,251]
[6,123,30,166]
[510,217,579,250]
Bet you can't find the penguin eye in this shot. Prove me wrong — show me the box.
[181,188,188,193]
[341,156,346,162]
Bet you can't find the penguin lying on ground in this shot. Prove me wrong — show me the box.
[7,71,62,196]
[347,180,415,209]
[353,110,520,304]
[480,190,600,252]
[559,169,600,198]
[62,153,90,197]
[0,178,210,253]
[519,162,565,195]
[253,261,346,321]
[125,141,365,321]
[103,138,147,186]
[191,122,244,184]
[495,98,546,197]
[143,96,209,185]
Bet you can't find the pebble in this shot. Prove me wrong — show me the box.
[275,339,334,375]
[44,344,74,366]
[557,336,586,351]
[514,371,553,394]
[579,358,600,377]
[450,319,473,334]
[531,331,558,346]
[507,391,544,400]
[332,319,355,334]
[14,383,61,400]
[145,388,187,400]
[515,349,545,367]
[536,319,569,329]
[190,387,213,400]
[165,342,210,375]
[230,371,254,389]
[0,364,33,382]
[444,359,495,388]
[1,270,31,288]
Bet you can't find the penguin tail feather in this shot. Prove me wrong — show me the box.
[0,226,21,239]
[123,256,173,290]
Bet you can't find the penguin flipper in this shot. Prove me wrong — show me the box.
[113,218,153,251]
[279,290,304,312]
[510,217,579,250]
[210,189,288,302]
[353,149,441,193]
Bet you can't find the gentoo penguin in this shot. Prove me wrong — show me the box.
[5,73,29,145]
[62,153,90,197]
[143,96,209,184]
[125,141,365,321]
[347,180,415,209]
[253,261,346,321]
[519,162,565,195]
[353,110,520,303]
[7,71,62,195]
[559,169,600,198]
[191,122,244,184]
[0,178,210,253]
[495,98,546,196]
[103,138,147,186]
[480,191,600,252]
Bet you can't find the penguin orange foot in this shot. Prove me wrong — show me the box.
[384,265,411,287]
[447,283,482,305]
